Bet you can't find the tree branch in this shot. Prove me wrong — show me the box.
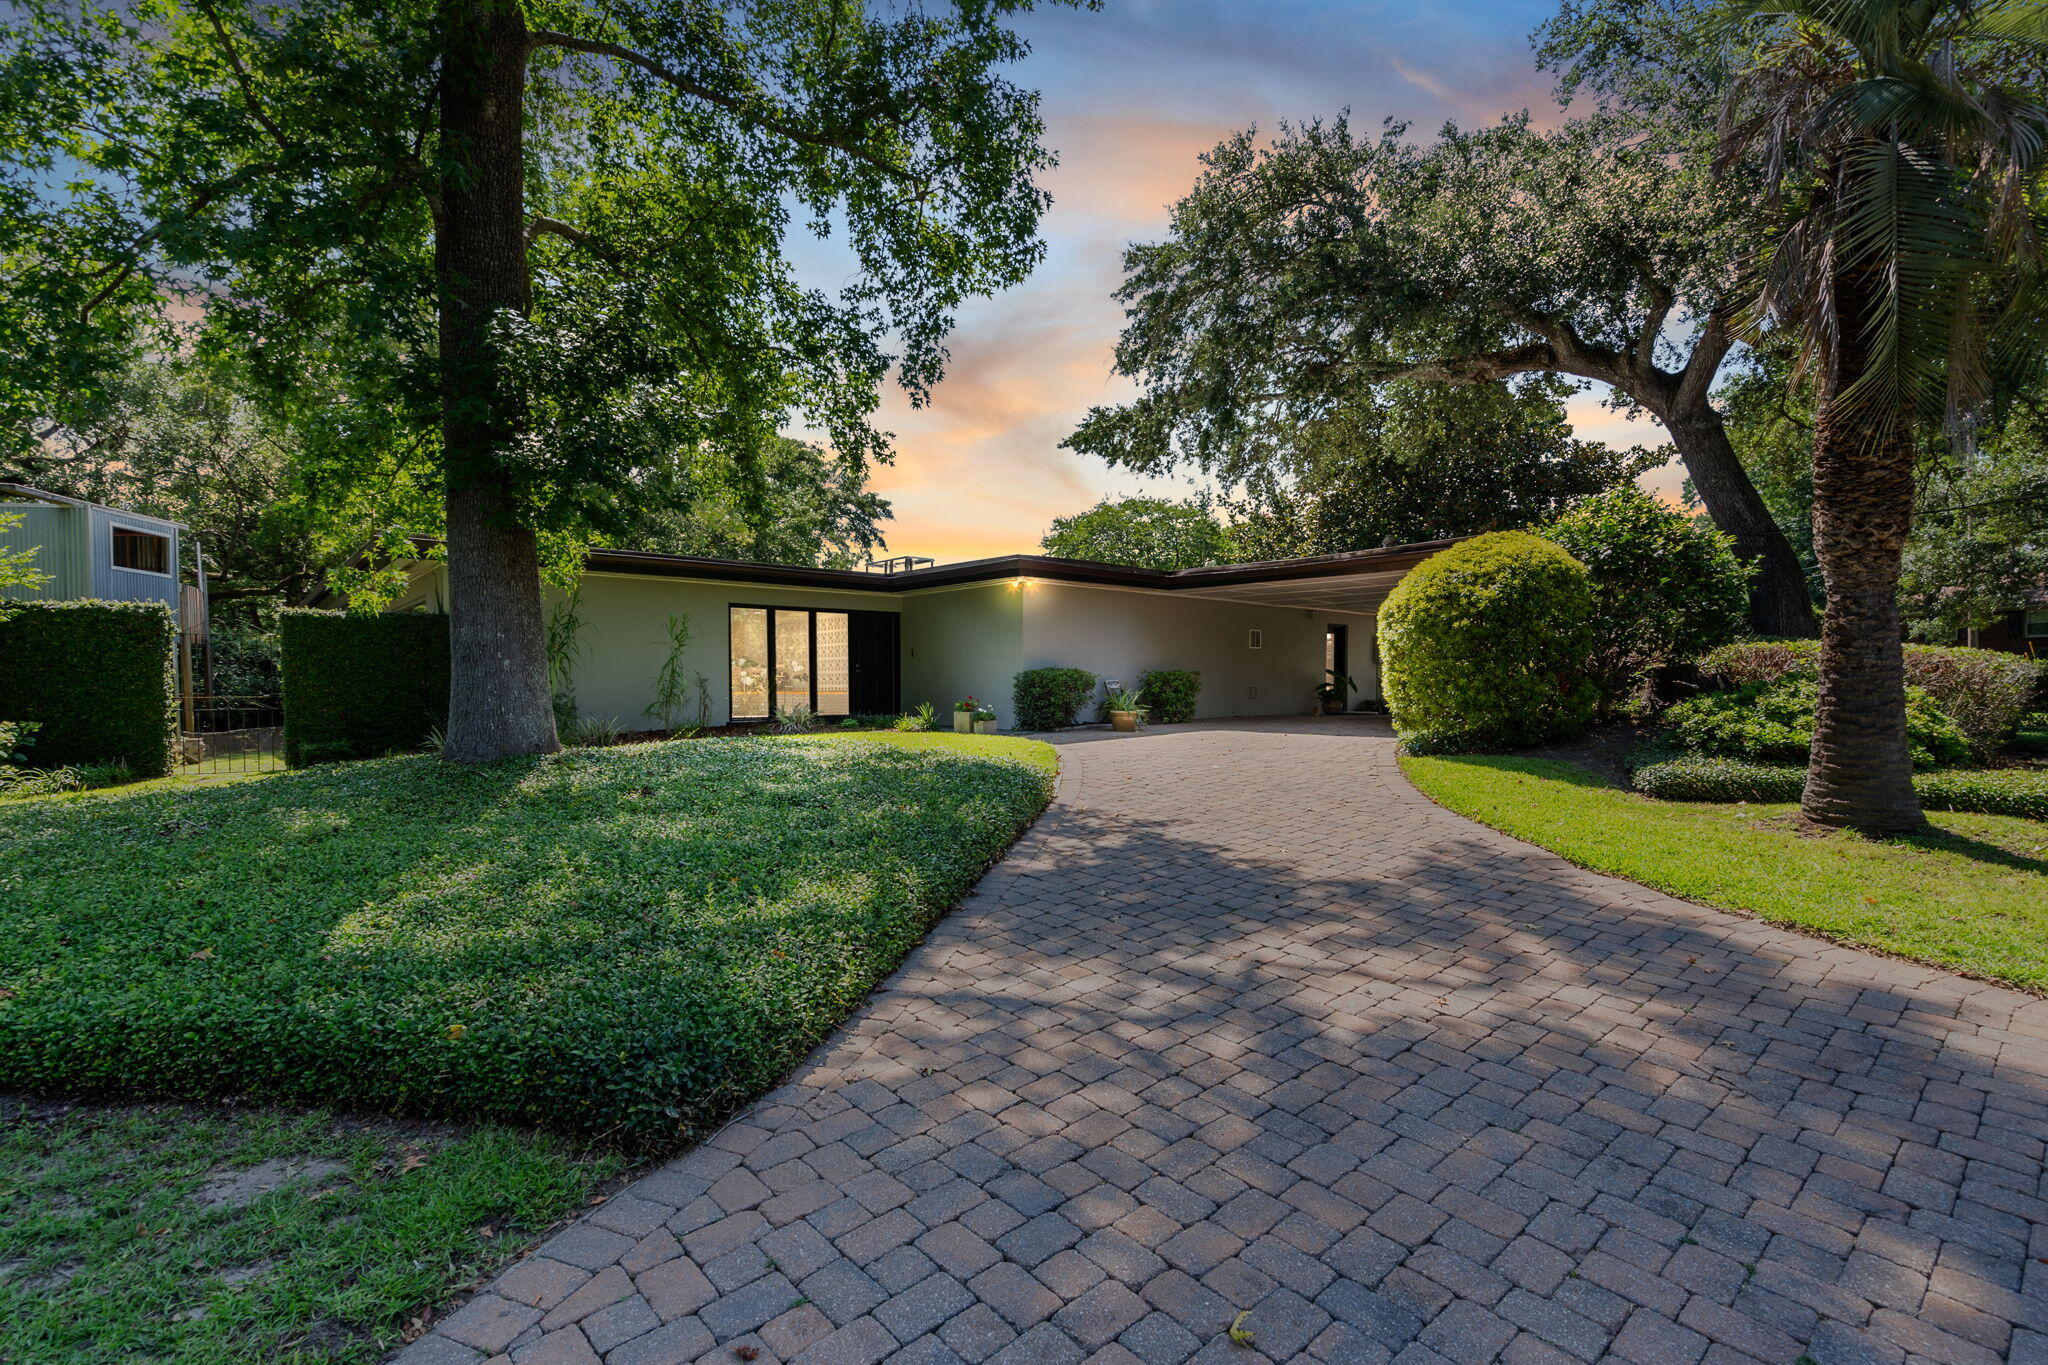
[525,29,910,181]
[1673,307,1735,413]
[1634,280,1676,375]
[193,0,288,150]
[1355,341,1570,387]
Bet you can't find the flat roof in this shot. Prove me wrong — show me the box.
[320,536,1461,614]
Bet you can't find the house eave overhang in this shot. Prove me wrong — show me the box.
[323,536,1462,614]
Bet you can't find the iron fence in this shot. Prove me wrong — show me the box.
[178,694,284,776]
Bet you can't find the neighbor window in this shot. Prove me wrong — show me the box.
[1248,629,1263,650]
[2025,609,2048,640]
[730,606,851,720]
[111,525,169,575]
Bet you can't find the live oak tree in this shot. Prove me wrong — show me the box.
[1066,112,1820,638]
[1220,378,1654,559]
[1040,495,1230,570]
[2,0,1081,761]
[1718,0,2048,832]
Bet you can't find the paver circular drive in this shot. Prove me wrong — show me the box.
[400,718,2048,1365]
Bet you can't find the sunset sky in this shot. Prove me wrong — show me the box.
[844,0,1684,563]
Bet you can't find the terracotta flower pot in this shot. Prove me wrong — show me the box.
[1110,710,1137,733]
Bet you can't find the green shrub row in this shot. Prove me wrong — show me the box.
[1013,666,1096,730]
[1664,677,1971,769]
[0,737,1052,1144]
[1632,754,2048,820]
[279,610,449,766]
[0,600,177,777]
[1137,669,1202,724]
[1698,639,2043,753]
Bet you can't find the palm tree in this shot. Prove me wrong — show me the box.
[1717,0,2048,834]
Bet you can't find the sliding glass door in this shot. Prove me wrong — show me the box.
[730,606,854,721]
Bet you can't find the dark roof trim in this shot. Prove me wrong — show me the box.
[312,535,1461,607]
[572,539,1463,593]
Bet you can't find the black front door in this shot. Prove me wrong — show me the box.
[848,612,900,716]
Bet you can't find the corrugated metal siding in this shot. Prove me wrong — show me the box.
[0,501,87,601]
[86,505,181,618]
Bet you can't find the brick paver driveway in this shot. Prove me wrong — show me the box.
[403,718,2048,1365]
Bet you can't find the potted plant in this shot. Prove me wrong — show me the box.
[1316,670,1355,716]
[1105,687,1145,732]
[951,696,979,733]
[972,705,997,735]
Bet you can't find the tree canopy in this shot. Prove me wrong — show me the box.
[1065,97,1814,634]
[1040,495,1229,570]
[1,0,1085,759]
[1221,378,1652,560]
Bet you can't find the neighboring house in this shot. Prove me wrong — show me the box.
[336,539,1457,728]
[0,484,203,639]
[1953,590,2047,658]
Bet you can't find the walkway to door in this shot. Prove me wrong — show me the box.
[402,717,2048,1365]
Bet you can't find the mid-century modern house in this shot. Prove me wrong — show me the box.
[0,483,206,638]
[359,539,1459,729]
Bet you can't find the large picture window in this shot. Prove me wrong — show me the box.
[730,606,851,720]
[111,525,169,575]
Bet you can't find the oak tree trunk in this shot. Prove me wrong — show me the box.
[1664,405,1817,639]
[1801,251,1923,833]
[436,0,558,764]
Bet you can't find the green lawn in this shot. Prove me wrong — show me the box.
[0,1099,618,1364]
[1401,754,2048,993]
[0,730,1052,1361]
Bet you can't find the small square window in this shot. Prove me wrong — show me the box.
[111,526,169,575]
[2024,609,2048,640]
[1247,628,1263,650]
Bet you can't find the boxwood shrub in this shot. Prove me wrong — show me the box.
[0,600,176,777]
[1137,668,1202,724]
[280,610,449,765]
[1632,754,2048,820]
[1379,531,1598,752]
[1013,666,1097,730]
[0,735,1054,1145]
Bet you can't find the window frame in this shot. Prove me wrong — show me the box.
[729,604,853,721]
[109,522,172,577]
[2023,608,2048,640]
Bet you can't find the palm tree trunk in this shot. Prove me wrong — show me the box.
[434,0,557,764]
[1801,262,1923,833]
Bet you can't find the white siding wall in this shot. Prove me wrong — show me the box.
[1017,582,1380,722]
[898,582,1025,721]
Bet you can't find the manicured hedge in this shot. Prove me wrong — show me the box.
[1664,677,1970,769]
[1632,754,2048,820]
[1380,531,1598,752]
[1013,666,1096,730]
[0,600,176,777]
[1698,640,2042,754]
[1138,668,1202,724]
[0,734,1053,1144]
[280,610,449,766]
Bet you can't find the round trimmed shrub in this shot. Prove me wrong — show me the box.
[1137,669,1202,724]
[1379,531,1598,751]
